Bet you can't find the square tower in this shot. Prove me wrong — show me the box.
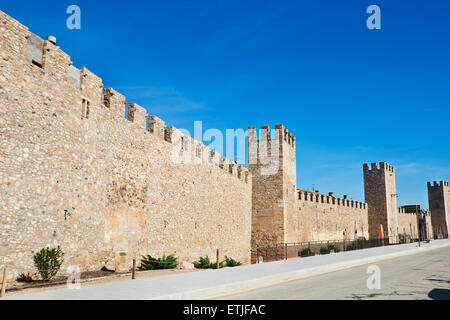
[248,124,297,247]
[363,162,398,240]
[427,181,450,238]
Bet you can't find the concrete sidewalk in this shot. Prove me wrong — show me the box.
[4,239,450,300]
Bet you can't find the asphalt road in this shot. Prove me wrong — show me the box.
[216,245,450,300]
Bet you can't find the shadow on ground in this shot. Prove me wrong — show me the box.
[428,289,450,300]
[348,291,414,300]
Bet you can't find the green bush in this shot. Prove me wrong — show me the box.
[17,272,34,283]
[319,247,330,255]
[398,234,406,244]
[328,245,340,253]
[33,246,64,281]
[299,248,315,257]
[139,254,178,270]
[193,256,225,269]
[224,256,242,267]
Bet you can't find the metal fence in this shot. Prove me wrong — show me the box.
[251,236,423,263]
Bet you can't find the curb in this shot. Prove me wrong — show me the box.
[151,241,450,300]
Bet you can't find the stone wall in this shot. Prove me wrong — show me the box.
[363,162,399,239]
[428,181,450,238]
[248,126,286,247]
[0,10,252,280]
[249,124,369,248]
[296,190,369,241]
[422,211,434,240]
[397,208,419,239]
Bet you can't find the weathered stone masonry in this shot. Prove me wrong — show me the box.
[0,10,445,280]
[0,10,252,279]
[428,181,450,238]
[249,125,369,247]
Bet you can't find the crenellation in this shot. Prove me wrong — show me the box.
[41,39,72,81]
[127,103,148,130]
[427,179,449,238]
[229,163,237,176]
[1,9,445,277]
[0,10,253,277]
[148,115,166,139]
[164,126,175,144]
[294,188,369,241]
[0,11,29,57]
[209,149,220,165]
[80,67,103,105]
[261,125,271,142]
[25,33,44,67]
[104,88,126,118]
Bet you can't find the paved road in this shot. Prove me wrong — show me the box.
[216,246,450,300]
[5,240,450,300]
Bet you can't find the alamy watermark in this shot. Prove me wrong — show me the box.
[366,265,381,289]
[366,5,381,30]
[168,121,282,176]
[67,265,81,289]
[67,5,81,30]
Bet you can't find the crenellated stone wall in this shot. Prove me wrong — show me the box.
[428,181,450,238]
[0,10,252,280]
[296,190,369,241]
[249,124,369,249]
[0,9,446,280]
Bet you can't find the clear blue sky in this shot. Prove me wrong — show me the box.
[2,1,450,208]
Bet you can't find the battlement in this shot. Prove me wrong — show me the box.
[0,9,249,185]
[248,124,296,150]
[427,181,450,188]
[363,162,395,173]
[297,189,367,210]
[163,126,250,183]
[128,103,148,130]
[397,207,417,215]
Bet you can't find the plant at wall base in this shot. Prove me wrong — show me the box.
[224,256,242,267]
[328,245,340,253]
[319,247,330,255]
[193,256,225,269]
[139,254,178,270]
[299,248,315,257]
[33,246,64,281]
[398,234,406,244]
[17,272,35,283]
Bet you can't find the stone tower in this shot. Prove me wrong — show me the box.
[248,124,297,247]
[363,162,399,240]
[427,181,450,238]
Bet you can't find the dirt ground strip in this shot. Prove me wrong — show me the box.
[4,269,200,297]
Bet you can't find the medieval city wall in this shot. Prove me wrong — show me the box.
[423,211,434,240]
[0,10,252,279]
[363,162,399,239]
[296,190,369,242]
[248,126,286,247]
[249,124,369,246]
[428,181,450,238]
[1,10,446,280]
[397,207,419,238]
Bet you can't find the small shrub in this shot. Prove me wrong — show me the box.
[398,234,406,244]
[320,247,330,255]
[139,254,178,270]
[33,246,64,281]
[328,245,340,253]
[299,248,315,257]
[17,272,34,283]
[193,256,225,269]
[224,256,242,267]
